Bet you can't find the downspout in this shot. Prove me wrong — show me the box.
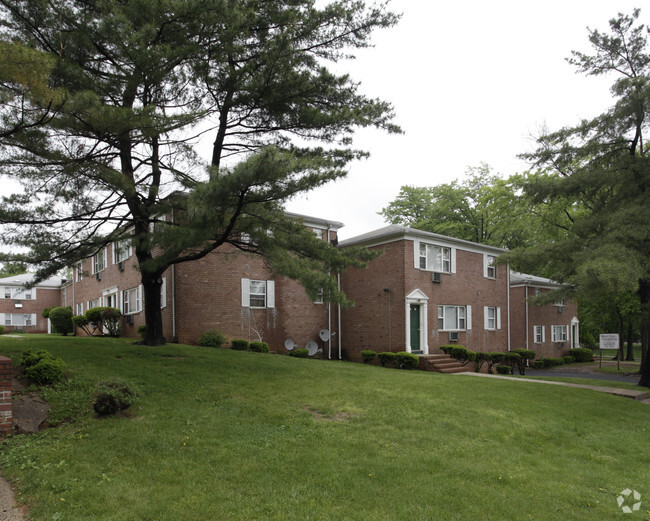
[507,266,511,351]
[338,271,342,360]
[171,207,177,341]
[328,271,332,360]
[524,285,529,350]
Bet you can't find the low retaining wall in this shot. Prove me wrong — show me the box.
[0,356,12,434]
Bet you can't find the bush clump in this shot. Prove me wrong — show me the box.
[93,378,139,416]
[249,341,269,353]
[25,357,65,385]
[496,365,512,375]
[230,339,249,351]
[198,328,226,347]
[562,355,575,364]
[289,347,309,358]
[0,325,4,335]
[446,346,475,366]
[22,349,56,368]
[395,351,420,370]
[377,352,397,367]
[486,352,505,373]
[48,306,74,336]
[137,325,147,340]
[502,352,521,372]
[538,357,565,368]
[569,347,594,363]
[361,350,377,363]
[473,352,491,372]
[511,349,536,375]
[83,307,122,336]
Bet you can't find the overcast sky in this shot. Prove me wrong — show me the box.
[286,0,646,240]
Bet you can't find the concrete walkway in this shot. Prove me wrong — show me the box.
[453,372,650,404]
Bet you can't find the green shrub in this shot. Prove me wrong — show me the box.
[531,360,545,369]
[496,365,512,375]
[486,352,505,373]
[511,349,536,375]
[473,352,490,372]
[48,306,74,336]
[447,346,475,366]
[562,355,575,364]
[503,352,521,371]
[41,306,54,319]
[93,378,139,416]
[137,325,147,340]
[84,307,122,336]
[377,352,397,367]
[395,351,420,369]
[25,357,65,385]
[0,325,3,335]
[231,339,249,351]
[361,350,377,363]
[198,328,226,347]
[22,349,55,368]
[569,347,594,363]
[72,315,93,336]
[538,357,564,368]
[440,344,460,355]
[289,347,309,358]
[249,341,269,353]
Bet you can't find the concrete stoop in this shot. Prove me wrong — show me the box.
[419,354,466,374]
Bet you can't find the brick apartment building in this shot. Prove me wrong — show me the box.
[3,214,579,361]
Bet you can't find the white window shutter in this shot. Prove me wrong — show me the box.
[483,307,489,330]
[31,288,37,300]
[451,248,457,274]
[241,278,250,307]
[413,241,419,269]
[466,305,472,330]
[542,326,546,343]
[483,254,488,277]
[30,313,37,326]
[119,290,124,313]
[0,314,4,324]
[267,280,275,308]
[138,285,143,312]
[496,307,501,330]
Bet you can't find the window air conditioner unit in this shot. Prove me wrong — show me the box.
[118,262,124,271]
[125,314,133,325]
[449,331,459,342]
[14,302,23,308]
[96,272,102,281]
[432,272,443,283]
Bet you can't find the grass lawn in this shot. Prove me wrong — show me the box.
[1,335,649,521]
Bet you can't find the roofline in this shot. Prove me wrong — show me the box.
[284,211,344,230]
[338,225,506,254]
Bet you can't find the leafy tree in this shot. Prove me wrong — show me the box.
[505,9,650,386]
[380,165,579,250]
[0,0,400,345]
[0,261,27,278]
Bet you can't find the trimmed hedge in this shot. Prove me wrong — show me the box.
[486,352,505,373]
[377,352,397,367]
[496,365,512,375]
[249,341,269,353]
[230,339,250,351]
[0,325,3,335]
[511,349,536,375]
[395,351,419,370]
[289,347,309,358]
[473,352,490,373]
[562,355,575,364]
[48,306,74,336]
[569,347,594,363]
[361,350,377,363]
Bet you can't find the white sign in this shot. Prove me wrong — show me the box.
[599,334,619,350]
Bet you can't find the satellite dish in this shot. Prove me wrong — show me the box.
[306,341,318,356]
[284,339,295,351]
[319,329,331,341]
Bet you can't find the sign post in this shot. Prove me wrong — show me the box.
[599,334,620,371]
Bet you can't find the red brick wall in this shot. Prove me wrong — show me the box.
[0,356,12,434]
[341,239,510,360]
[0,287,62,334]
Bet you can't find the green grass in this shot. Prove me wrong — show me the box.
[1,335,649,521]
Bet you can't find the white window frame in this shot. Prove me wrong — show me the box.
[76,302,84,316]
[2,313,36,327]
[88,298,101,310]
[2,287,34,300]
[160,277,167,309]
[483,306,501,330]
[113,239,133,264]
[417,242,453,273]
[438,305,471,331]
[484,254,496,279]
[551,325,568,342]
[92,248,108,274]
[241,279,275,309]
[75,261,84,282]
[554,297,567,307]
[313,287,324,304]
[122,286,142,315]
[534,325,545,343]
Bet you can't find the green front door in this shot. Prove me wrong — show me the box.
[410,304,421,353]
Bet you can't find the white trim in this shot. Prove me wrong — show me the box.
[267,280,275,309]
[405,289,429,354]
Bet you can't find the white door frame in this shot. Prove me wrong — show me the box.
[405,289,429,354]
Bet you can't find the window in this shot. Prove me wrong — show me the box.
[75,262,84,282]
[484,306,501,330]
[313,287,324,304]
[551,325,568,342]
[3,313,36,327]
[241,279,275,308]
[535,288,542,297]
[76,302,84,316]
[419,243,451,272]
[554,297,567,307]
[122,286,142,315]
[2,287,34,300]
[113,240,132,264]
[92,248,108,273]
[88,298,101,309]
[484,254,496,279]
[438,305,470,331]
[534,326,545,343]
[313,228,324,240]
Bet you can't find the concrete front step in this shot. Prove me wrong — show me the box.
[419,354,466,374]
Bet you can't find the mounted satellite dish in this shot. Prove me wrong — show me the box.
[319,329,331,342]
[284,339,296,351]
[306,341,318,356]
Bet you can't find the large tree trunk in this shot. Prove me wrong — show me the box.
[638,280,650,388]
[142,276,166,346]
[625,321,635,361]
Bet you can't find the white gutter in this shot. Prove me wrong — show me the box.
[507,265,511,351]
[338,271,342,360]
